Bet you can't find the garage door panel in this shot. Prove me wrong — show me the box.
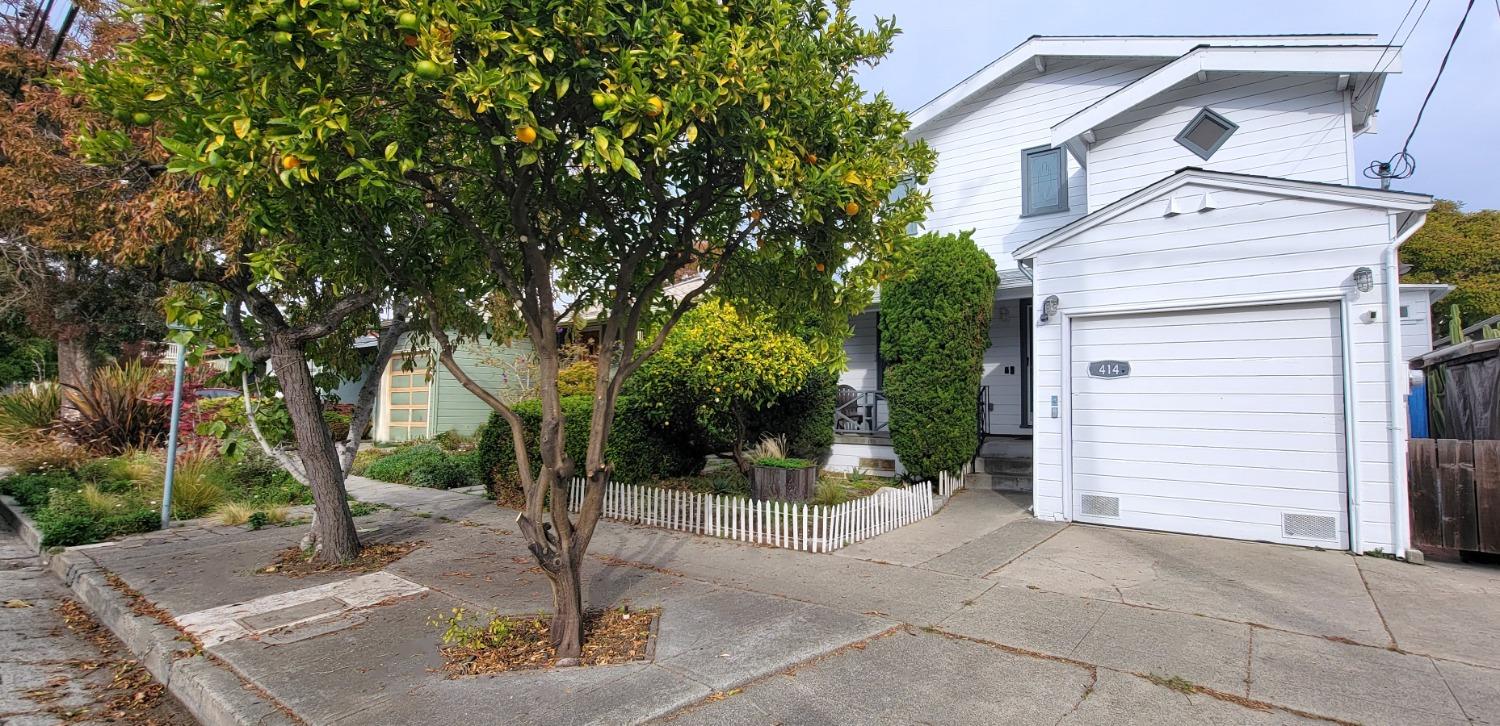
[1076,504,1334,546]
[1072,456,1342,490]
[1069,302,1347,549]
[1071,358,1343,379]
[1072,392,1344,415]
[1071,338,1340,362]
[1073,423,1342,453]
[1079,410,1344,434]
[1073,476,1344,512]
[1072,318,1341,346]
[1071,439,1342,472]
[1070,374,1342,396]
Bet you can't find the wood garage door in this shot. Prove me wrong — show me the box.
[1069,302,1348,548]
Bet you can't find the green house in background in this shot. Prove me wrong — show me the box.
[363,334,536,442]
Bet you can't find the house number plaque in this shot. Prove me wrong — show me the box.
[1088,360,1131,379]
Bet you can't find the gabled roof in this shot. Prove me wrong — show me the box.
[906,34,1378,135]
[1013,168,1432,260]
[1051,44,1394,152]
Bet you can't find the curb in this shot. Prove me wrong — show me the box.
[0,492,43,557]
[0,493,299,726]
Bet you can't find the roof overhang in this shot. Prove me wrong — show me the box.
[1051,44,1397,154]
[1014,168,1433,260]
[1400,283,1456,304]
[905,35,1377,136]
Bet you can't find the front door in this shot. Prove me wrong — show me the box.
[1021,298,1033,428]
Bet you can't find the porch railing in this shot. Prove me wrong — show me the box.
[835,388,887,434]
[835,385,992,437]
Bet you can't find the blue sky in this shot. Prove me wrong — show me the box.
[851,0,1500,210]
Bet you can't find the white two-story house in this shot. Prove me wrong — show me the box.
[830,35,1438,558]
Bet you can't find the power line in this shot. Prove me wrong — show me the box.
[1365,0,1477,186]
[1353,0,1431,114]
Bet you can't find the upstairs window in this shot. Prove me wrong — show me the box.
[1021,146,1068,216]
[1176,108,1238,160]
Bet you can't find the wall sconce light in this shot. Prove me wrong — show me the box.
[1039,295,1059,324]
[1353,267,1374,293]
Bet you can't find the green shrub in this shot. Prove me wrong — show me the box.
[406,451,482,490]
[880,231,997,480]
[631,301,822,468]
[476,395,701,499]
[555,359,597,397]
[0,381,60,442]
[32,485,158,547]
[0,470,80,510]
[217,449,311,506]
[362,444,447,483]
[743,368,836,462]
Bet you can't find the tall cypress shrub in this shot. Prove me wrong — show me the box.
[880,231,997,480]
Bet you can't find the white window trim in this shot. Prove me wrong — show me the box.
[1021,145,1068,217]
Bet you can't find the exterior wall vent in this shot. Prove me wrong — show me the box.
[1080,494,1120,518]
[1282,513,1337,541]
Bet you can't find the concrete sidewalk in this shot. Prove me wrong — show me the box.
[26,478,1500,725]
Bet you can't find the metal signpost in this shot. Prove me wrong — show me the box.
[160,323,195,529]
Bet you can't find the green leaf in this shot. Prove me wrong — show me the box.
[336,165,360,181]
[621,157,641,180]
[384,141,398,161]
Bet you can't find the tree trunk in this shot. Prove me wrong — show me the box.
[55,335,91,420]
[549,562,584,659]
[269,337,361,562]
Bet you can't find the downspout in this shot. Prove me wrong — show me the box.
[1385,214,1427,559]
[1017,259,1035,282]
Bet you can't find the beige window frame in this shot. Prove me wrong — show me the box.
[385,354,430,441]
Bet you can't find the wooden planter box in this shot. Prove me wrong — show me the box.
[749,464,817,502]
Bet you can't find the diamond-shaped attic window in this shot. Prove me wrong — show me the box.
[1176,108,1237,160]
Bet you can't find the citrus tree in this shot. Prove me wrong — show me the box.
[85,0,934,659]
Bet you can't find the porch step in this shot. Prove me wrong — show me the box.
[976,456,1032,477]
[966,471,1032,493]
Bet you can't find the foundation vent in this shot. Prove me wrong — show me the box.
[1080,494,1120,518]
[1282,513,1337,541]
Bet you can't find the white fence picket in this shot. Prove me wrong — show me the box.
[562,463,967,553]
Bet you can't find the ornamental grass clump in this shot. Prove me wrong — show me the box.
[0,381,60,441]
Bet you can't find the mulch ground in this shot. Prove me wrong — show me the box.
[30,599,195,725]
[439,607,659,676]
[257,541,421,578]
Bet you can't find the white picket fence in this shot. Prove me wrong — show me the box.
[936,460,974,498]
[565,465,969,553]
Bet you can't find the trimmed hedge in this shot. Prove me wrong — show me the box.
[880,231,997,480]
[742,368,837,462]
[476,395,701,499]
[360,443,481,490]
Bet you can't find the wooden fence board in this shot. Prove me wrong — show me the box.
[1436,439,1479,551]
[1475,441,1500,553]
[1408,439,1441,549]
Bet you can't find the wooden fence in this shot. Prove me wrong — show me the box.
[565,474,956,553]
[1408,439,1500,555]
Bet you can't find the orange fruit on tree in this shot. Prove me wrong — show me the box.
[748,209,762,222]
[815,262,826,272]
[844,200,860,216]
[804,153,818,164]
[281,155,301,170]
[644,96,664,118]
[515,126,537,144]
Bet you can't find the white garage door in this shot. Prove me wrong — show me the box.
[1069,302,1348,548]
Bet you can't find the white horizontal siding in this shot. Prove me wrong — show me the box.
[914,58,1162,265]
[1087,73,1353,210]
[840,311,879,391]
[1399,288,1436,362]
[1030,184,1404,552]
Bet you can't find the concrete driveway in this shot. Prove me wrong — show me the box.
[673,489,1500,726]
[38,481,1500,725]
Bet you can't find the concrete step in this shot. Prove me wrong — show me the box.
[966,471,1033,493]
[975,457,1033,476]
